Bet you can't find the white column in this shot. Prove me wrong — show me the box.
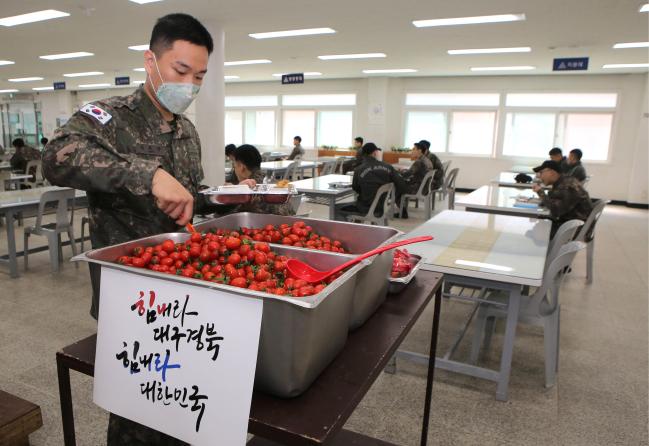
[626,77,649,205]
[194,21,225,186]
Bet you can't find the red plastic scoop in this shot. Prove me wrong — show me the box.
[286,235,433,284]
[186,223,197,234]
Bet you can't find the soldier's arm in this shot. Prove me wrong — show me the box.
[43,111,161,195]
[575,166,587,182]
[538,188,576,219]
[352,168,361,194]
[390,165,408,194]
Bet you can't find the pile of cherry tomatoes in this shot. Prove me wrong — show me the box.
[391,249,419,278]
[114,225,343,297]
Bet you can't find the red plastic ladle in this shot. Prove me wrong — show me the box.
[286,235,433,284]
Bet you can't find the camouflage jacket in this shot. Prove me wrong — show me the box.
[565,161,587,182]
[43,86,209,249]
[402,156,433,194]
[537,175,593,236]
[10,145,41,172]
[425,152,445,189]
[287,144,304,160]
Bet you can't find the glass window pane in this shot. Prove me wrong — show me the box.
[503,112,556,157]
[506,93,617,108]
[224,111,243,146]
[282,94,356,106]
[561,113,613,161]
[406,93,499,106]
[448,111,495,155]
[244,110,275,146]
[404,111,447,152]
[225,95,278,107]
[317,111,353,148]
[282,110,315,147]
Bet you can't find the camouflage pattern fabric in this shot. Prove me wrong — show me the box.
[10,145,41,172]
[536,175,593,237]
[287,144,304,160]
[425,151,445,190]
[402,155,433,195]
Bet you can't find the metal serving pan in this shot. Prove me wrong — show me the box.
[193,213,401,330]
[73,233,365,398]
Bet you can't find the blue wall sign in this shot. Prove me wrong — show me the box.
[115,76,131,85]
[281,73,304,85]
[53,81,66,90]
[553,57,589,71]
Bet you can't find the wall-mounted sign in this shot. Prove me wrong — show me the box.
[281,73,304,85]
[553,57,589,71]
[115,76,131,86]
[53,81,66,90]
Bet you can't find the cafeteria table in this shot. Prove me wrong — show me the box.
[0,186,86,278]
[3,173,33,190]
[290,174,355,220]
[394,210,551,401]
[491,171,550,190]
[456,185,550,218]
[56,271,444,446]
[0,162,12,171]
[261,160,321,179]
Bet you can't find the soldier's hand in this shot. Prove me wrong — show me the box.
[532,184,542,193]
[152,168,194,225]
[239,179,257,188]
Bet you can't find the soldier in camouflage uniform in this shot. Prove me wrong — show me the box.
[532,160,593,238]
[417,139,444,190]
[42,13,216,446]
[398,142,434,218]
[10,138,41,173]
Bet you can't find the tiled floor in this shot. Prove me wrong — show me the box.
[0,195,647,445]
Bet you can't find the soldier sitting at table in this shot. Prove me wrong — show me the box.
[10,138,41,174]
[417,139,444,190]
[398,142,433,219]
[224,143,237,184]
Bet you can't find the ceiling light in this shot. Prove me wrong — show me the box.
[613,42,649,49]
[249,28,335,39]
[0,9,69,27]
[133,68,146,72]
[362,69,417,74]
[79,83,111,88]
[414,13,525,28]
[224,59,272,66]
[318,53,386,60]
[40,52,93,60]
[471,66,535,71]
[32,86,54,91]
[272,72,322,77]
[640,4,649,12]
[0,60,15,66]
[9,77,44,82]
[0,89,19,93]
[129,0,164,3]
[224,76,240,80]
[128,44,149,51]
[448,47,531,55]
[63,71,104,77]
[602,63,649,69]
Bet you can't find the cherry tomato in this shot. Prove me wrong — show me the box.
[161,240,175,253]
[230,277,247,288]
[132,246,144,256]
[254,252,267,266]
[116,255,131,265]
[199,251,211,263]
[225,237,241,250]
[254,242,270,253]
[297,285,315,297]
[160,257,174,267]
[274,260,286,272]
[228,253,242,265]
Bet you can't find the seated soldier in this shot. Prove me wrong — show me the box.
[418,139,444,190]
[565,148,587,182]
[398,142,433,218]
[532,160,593,238]
[224,143,237,184]
[334,142,406,222]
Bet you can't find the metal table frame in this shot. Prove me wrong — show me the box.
[291,175,355,220]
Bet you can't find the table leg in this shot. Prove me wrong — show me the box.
[6,211,18,278]
[329,196,336,221]
[57,355,77,446]
[495,286,521,401]
[420,286,442,446]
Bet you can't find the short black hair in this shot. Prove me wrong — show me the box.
[549,147,563,156]
[150,13,214,56]
[40,137,49,145]
[413,142,425,152]
[12,138,24,148]
[418,140,431,152]
[234,144,262,170]
[354,136,363,144]
[293,136,302,143]
[225,144,236,157]
[570,148,583,160]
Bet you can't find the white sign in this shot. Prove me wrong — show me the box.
[94,267,263,445]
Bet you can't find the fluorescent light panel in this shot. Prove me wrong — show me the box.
[272,72,322,77]
[613,42,649,49]
[0,89,19,93]
[128,44,149,51]
[40,52,93,60]
[224,59,271,66]
[249,28,335,39]
[362,69,417,73]
[448,47,531,55]
[0,9,69,27]
[133,80,145,84]
[413,13,525,28]
[129,0,164,3]
[471,66,535,71]
[133,68,146,72]
[79,83,111,88]
[9,77,43,82]
[63,71,103,77]
[33,86,54,91]
[318,53,386,60]
[640,4,649,12]
[602,63,649,69]
[224,76,240,80]
[0,60,15,66]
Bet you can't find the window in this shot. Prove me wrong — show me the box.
[225,95,278,107]
[503,112,556,157]
[317,111,353,148]
[448,112,496,155]
[558,113,613,161]
[244,110,275,146]
[282,94,356,106]
[282,110,315,147]
[224,111,243,146]
[404,112,447,151]
[505,93,617,108]
[406,93,500,107]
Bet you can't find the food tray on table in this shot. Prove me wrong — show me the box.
[74,232,366,398]
[201,183,297,205]
[328,181,352,189]
[388,251,423,294]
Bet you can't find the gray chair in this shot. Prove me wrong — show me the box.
[289,194,311,217]
[282,161,302,181]
[23,160,46,188]
[575,199,606,284]
[320,161,337,176]
[398,170,436,220]
[261,152,272,162]
[545,219,583,270]
[470,241,586,388]
[444,168,459,210]
[24,188,78,273]
[80,215,90,252]
[347,183,394,226]
[442,160,451,178]
[0,171,10,192]
[335,157,347,174]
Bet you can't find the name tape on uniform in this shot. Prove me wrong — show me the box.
[80,104,112,125]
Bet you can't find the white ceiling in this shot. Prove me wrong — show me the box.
[0,0,647,92]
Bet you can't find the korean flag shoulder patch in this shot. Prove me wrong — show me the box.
[80,103,113,125]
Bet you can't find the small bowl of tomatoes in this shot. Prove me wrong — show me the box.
[388,249,422,294]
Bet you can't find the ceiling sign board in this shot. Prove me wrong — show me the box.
[115,76,131,86]
[553,57,589,71]
[53,81,66,90]
[281,73,304,85]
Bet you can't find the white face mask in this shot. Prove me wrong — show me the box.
[149,53,200,114]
